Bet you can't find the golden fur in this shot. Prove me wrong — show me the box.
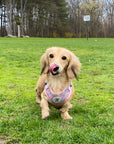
[35,47,81,120]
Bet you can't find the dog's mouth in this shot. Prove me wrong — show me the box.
[49,64,59,76]
[51,72,59,76]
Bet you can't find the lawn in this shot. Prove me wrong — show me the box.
[0,38,114,144]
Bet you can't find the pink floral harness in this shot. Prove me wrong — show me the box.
[44,81,72,108]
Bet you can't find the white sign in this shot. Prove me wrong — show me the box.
[84,15,90,21]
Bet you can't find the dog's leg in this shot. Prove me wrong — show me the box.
[35,74,47,104]
[60,102,72,120]
[35,88,41,104]
[36,95,41,104]
[40,95,50,120]
[61,111,72,120]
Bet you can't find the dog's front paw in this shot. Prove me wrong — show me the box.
[61,112,72,120]
[42,112,49,120]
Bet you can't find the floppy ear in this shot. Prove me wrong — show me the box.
[67,52,81,80]
[40,53,49,74]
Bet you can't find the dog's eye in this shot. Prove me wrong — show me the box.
[62,56,67,60]
[50,54,54,58]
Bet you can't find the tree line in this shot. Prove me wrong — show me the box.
[0,0,114,38]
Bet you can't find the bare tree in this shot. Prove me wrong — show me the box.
[104,0,114,37]
[0,0,114,37]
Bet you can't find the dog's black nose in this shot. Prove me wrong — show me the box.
[53,65,59,72]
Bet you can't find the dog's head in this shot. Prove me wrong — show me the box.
[40,47,81,80]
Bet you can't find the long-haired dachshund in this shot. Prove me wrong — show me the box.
[35,47,81,120]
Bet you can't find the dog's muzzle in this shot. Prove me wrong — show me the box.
[49,64,59,75]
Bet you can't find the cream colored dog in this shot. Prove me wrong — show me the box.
[35,47,81,120]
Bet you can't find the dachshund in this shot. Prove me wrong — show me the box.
[35,47,81,120]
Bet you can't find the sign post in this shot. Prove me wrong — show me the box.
[84,15,90,40]
[86,21,88,40]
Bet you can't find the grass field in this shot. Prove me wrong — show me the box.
[0,38,114,144]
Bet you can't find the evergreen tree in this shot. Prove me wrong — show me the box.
[54,0,68,36]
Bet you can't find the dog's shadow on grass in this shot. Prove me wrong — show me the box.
[28,99,89,122]
[31,103,65,121]
[31,102,87,120]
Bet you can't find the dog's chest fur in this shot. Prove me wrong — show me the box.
[47,73,70,95]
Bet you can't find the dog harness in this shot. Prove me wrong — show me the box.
[44,81,72,108]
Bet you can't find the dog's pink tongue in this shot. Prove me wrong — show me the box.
[49,64,57,74]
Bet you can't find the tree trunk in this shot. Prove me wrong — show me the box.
[6,0,12,36]
[17,25,20,37]
[21,0,23,36]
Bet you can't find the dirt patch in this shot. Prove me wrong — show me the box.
[59,123,71,129]
[0,140,5,144]
[90,71,100,76]
[8,87,15,89]
[77,98,86,103]
[0,136,8,144]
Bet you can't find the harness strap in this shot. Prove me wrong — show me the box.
[44,81,72,108]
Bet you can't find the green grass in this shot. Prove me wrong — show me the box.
[0,38,114,144]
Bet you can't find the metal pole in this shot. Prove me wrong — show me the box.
[86,21,88,40]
